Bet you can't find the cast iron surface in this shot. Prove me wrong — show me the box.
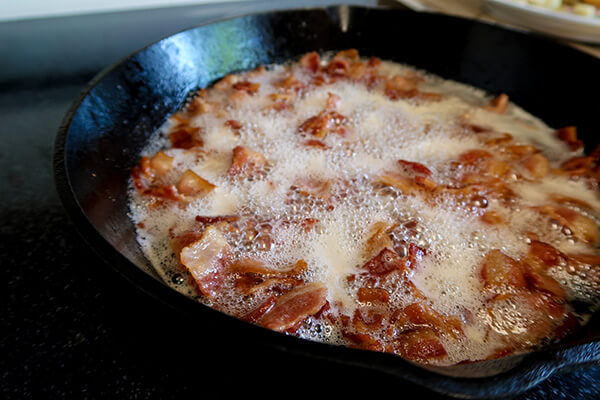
[53,5,600,398]
[2,3,596,399]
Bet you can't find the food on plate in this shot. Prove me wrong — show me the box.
[510,0,600,18]
[129,49,600,365]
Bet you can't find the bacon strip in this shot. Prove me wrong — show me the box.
[179,225,231,298]
[257,282,328,332]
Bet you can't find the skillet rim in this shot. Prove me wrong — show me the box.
[53,4,600,398]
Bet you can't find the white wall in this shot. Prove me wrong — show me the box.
[1,0,244,21]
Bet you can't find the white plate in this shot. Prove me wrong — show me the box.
[485,0,600,43]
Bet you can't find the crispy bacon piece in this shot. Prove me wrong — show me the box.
[561,155,594,173]
[300,52,320,73]
[233,80,260,95]
[481,211,504,225]
[214,74,238,90]
[170,231,205,256]
[169,127,203,149]
[232,258,307,295]
[298,95,348,138]
[293,178,331,199]
[357,287,390,303]
[335,49,359,60]
[362,248,409,276]
[394,302,462,338]
[230,258,307,277]
[557,126,583,152]
[298,114,329,138]
[195,215,239,225]
[179,225,231,298]
[505,145,540,160]
[149,151,173,176]
[225,119,242,131]
[524,240,565,270]
[384,75,419,100]
[235,275,303,295]
[480,250,527,293]
[176,170,215,197]
[227,146,267,177]
[276,75,305,92]
[364,222,395,259]
[303,139,328,149]
[187,96,217,115]
[534,205,599,245]
[395,328,447,362]
[325,57,350,77]
[549,194,593,210]
[487,291,565,349]
[415,175,437,190]
[353,307,386,331]
[257,282,328,332]
[243,296,277,323]
[522,265,565,299]
[521,153,550,179]
[131,159,185,201]
[457,150,512,180]
[344,332,384,351]
[378,172,420,195]
[484,93,509,114]
[459,149,493,165]
[397,159,432,176]
[485,133,513,146]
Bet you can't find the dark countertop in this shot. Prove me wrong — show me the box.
[1,1,599,398]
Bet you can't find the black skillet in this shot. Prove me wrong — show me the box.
[53,5,600,398]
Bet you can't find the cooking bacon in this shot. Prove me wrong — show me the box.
[243,296,277,323]
[179,225,232,298]
[385,75,419,100]
[230,258,307,277]
[395,328,447,361]
[227,146,268,177]
[233,80,260,95]
[364,222,395,259]
[521,153,549,179]
[176,170,215,197]
[170,127,203,149]
[303,139,328,149]
[357,287,390,303]
[487,291,565,349]
[480,250,527,294]
[344,332,384,351]
[257,282,328,332]
[149,151,173,176]
[362,248,409,277]
[397,159,432,176]
[484,93,509,114]
[534,205,598,245]
[393,302,463,338]
[298,92,348,138]
[276,75,305,92]
[300,52,320,73]
[557,126,583,151]
[225,119,242,132]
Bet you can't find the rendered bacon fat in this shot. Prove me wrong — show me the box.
[131,50,600,366]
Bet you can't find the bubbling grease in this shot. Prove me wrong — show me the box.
[129,54,600,365]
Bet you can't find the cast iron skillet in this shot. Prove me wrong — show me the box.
[54,5,600,398]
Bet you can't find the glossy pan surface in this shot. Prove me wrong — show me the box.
[54,5,600,398]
